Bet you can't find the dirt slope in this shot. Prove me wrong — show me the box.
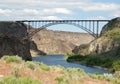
[30,28,94,54]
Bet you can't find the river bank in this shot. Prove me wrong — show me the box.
[72,61,109,71]
[66,53,120,74]
[33,54,110,74]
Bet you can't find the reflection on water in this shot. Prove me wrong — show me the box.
[32,54,110,74]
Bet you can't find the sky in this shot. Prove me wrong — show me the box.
[0,0,120,32]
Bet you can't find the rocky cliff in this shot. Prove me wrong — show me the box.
[30,28,94,54]
[30,41,46,56]
[0,21,32,60]
[73,17,120,56]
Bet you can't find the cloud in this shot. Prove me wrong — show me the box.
[79,3,120,12]
[22,9,39,15]
[41,16,62,20]
[0,9,12,16]
[87,16,105,20]
[0,0,120,11]
[113,11,120,17]
[0,0,120,20]
[0,8,62,20]
[43,8,72,15]
[0,0,85,8]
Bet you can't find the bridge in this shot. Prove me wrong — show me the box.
[18,20,110,38]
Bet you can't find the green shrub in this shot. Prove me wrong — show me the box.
[103,73,120,84]
[25,61,36,70]
[89,73,120,84]
[0,76,42,84]
[102,59,113,68]
[12,68,21,78]
[112,59,120,71]
[35,62,50,71]
[55,76,69,84]
[103,28,120,41]
[67,53,114,70]
[25,61,50,71]
[2,55,23,63]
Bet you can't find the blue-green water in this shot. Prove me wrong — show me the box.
[32,54,110,74]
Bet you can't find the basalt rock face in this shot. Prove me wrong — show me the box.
[0,21,32,60]
[101,17,120,35]
[73,17,120,56]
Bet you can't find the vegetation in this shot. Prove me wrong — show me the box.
[35,62,50,71]
[66,53,120,72]
[2,55,23,63]
[64,53,80,60]
[89,73,120,84]
[25,61,36,70]
[0,55,120,84]
[112,60,120,71]
[12,68,21,78]
[25,61,50,71]
[0,76,42,84]
[66,20,120,81]
[55,76,69,84]
[103,28,120,41]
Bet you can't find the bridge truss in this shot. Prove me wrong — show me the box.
[19,20,110,38]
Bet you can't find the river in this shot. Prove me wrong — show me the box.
[32,54,110,74]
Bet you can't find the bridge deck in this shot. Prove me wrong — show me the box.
[19,20,110,22]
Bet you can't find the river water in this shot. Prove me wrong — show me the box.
[32,54,110,74]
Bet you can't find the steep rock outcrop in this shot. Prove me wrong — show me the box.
[30,41,46,56]
[73,17,120,56]
[101,17,120,35]
[0,21,32,60]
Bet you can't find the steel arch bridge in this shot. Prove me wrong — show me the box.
[19,20,110,38]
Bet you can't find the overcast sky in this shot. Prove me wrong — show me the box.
[0,0,120,20]
[0,0,120,32]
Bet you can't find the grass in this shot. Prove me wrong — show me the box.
[2,55,23,63]
[89,73,120,84]
[25,61,36,70]
[12,68,21,78]
[55,76,69,84]
[25,61,50,71]
[35,62,50,71]
[58,68,86,84]
[0,76,42,84]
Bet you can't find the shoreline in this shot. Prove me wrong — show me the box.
[68,60,112,73]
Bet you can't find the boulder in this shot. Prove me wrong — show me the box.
[0,21,32,60]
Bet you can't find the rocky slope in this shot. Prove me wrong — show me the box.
[73,17,120,56]
[30,28,94,54]
[0,21,32,60]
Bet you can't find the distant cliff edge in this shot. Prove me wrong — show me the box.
[30,28,94,55]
